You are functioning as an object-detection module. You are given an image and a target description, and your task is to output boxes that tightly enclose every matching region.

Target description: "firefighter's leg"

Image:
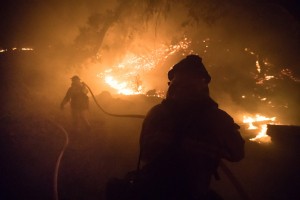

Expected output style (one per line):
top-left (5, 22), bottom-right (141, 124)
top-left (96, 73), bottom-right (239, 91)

top-left (71, 109), bottom-right (80, 131)
top-left (80, 109), bottom-right (91, 131)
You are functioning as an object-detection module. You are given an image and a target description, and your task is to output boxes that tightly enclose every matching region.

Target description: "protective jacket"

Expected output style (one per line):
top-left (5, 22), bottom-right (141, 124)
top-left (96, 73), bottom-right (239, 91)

top-left (61, 82), bottom-right (89, 110)
top-left (139, 97), bottom-right (245, 199)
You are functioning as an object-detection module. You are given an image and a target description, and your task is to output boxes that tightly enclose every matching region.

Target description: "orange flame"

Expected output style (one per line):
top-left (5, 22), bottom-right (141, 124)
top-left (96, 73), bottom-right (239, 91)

top-left (99, 37), bottom-right (192, 95)
top-left (243, 114), bottom-right (276, 143)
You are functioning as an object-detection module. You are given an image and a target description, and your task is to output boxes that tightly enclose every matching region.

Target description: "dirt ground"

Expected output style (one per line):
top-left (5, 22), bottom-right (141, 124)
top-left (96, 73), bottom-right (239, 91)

top-left (1, 99), bottom-right (300, 200)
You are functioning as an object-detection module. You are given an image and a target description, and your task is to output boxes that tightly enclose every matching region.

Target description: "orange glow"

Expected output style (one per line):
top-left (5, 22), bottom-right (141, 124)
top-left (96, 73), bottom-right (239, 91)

top-left (21, 48), bottom-right (34, 51)
top-left (0, 47), bottom-right (34, 52)
top-left (250, 124), bottom-right (270, 143)
top-left (104, 75), bottom-right (142, 95)
top-left (99, 37), bottom-right (191, 95)
top-left (280, 68), bottom-right (300, 82)
top-left (243, 114), bottom-right (276, 143)
top-left (256, 60), bottom-right (261, 73)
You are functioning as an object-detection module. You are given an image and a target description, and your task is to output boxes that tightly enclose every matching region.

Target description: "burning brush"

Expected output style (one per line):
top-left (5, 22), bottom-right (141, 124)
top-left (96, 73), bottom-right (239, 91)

top-left (242, 114), bottom-right (277, 143)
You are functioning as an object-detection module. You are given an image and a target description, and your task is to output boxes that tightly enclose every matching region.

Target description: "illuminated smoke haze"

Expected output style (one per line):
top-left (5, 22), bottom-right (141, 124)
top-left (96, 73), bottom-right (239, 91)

top-left (0, 0), bottom-right (299, 124)
top-left (1, 1), bottom-right (300, 199)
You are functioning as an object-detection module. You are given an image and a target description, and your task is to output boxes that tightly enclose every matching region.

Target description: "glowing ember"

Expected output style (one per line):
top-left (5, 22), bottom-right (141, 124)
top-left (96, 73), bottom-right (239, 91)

top-left (280, 68), bottom-right (300, 82)
top-left (256, 60), bottom-right (261, 73)
top-left (265, 75), bottom-right (274, 80)
top-left (21, 48), bottom-right (34, 51)
top-left (243, 114), bottom-right (276, 143)
top-left (0, 47), bottom-right (34, 53)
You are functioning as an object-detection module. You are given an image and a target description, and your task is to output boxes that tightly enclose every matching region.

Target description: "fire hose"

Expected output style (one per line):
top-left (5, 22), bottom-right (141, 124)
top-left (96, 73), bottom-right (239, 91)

top-left (83, 82), bottom-right (250, 200)
top-left (47, 118), bottom-right (69, 200)
top-left (51, 83), bottom-right (146, 200)
top-left (82, 82), bottom-right (145, 119)
top-left (219, 161), bottom-right (250, 200)
top-left (51, 82), bottom-right (249, 200)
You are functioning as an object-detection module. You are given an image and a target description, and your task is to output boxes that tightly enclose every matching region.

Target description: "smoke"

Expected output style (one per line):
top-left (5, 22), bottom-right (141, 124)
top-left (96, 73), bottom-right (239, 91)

top-left (1, 1), bottom-right (300, 199)
top-left (1, 0), bottom-right (299, 124)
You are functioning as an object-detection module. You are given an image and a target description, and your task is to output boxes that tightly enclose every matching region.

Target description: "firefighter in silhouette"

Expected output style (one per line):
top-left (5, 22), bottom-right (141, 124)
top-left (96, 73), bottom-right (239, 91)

top-left (138, 55), bottom-right (245, 200)
top-left (60, 75), bottom-right (91, 132)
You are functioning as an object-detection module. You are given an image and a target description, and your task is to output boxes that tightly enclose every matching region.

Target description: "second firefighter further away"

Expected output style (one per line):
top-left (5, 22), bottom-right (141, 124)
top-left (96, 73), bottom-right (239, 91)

top-left (60, 75), bottom-right (91, 132)
top-left (138, 55), bottom-right (245, 200)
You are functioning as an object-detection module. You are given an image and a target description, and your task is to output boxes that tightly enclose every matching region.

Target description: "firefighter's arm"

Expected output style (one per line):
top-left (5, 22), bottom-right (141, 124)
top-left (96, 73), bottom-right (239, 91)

top-left (140, 105), bottom-right (171, 163)
top-left (220, 122), bottom-right (245, 162)
top-left (60, 88), bottom-right (71, 110)
top-left (210, 109), bottom-right (245, 162)
top-left (81, 83), bottom-right (89, 94)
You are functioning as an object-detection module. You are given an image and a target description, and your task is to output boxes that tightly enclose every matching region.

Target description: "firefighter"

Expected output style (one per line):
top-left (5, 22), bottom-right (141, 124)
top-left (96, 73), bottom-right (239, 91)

top-left (139, 55), bottom-right (245, 200)
top-left (60, 75), bottom-right (91, 132)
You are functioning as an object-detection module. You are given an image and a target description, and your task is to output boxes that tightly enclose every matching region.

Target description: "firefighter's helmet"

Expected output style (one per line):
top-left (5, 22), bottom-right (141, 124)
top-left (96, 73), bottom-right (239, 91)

top-left (71, 75), bottom-right (80, 81)
top-left (168, 55), bottom-right (211, 84)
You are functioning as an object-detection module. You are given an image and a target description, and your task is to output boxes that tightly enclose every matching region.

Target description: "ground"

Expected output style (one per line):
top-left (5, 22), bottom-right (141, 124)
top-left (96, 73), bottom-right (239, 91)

top-left (1, 95), bottom-right (300, 200)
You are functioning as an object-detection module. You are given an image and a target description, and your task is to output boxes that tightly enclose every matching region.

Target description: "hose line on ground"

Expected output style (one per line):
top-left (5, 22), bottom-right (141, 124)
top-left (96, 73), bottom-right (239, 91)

top-left (51, 82), bottom-right (249, 200)
top-left (50, 83), bottom-right (145, 200)
top-left (47, 118), bottom-right (69, 200)
top-left (84, 82), bottom-right (249, 199)
top-left (83, 82), bottom-right (146, 119)
top-left (219, 161), bottom-right (250, 200)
